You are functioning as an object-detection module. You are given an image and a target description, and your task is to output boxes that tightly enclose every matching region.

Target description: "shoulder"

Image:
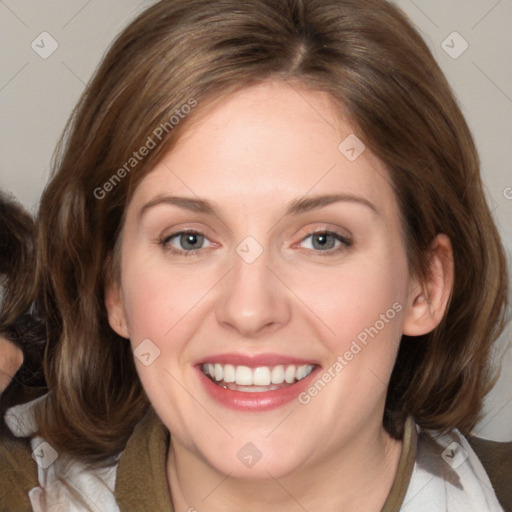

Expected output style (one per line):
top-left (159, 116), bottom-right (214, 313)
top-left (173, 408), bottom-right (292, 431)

top-left (0, 428), bottom-right (38, 512)
top-left (403, 424), bottom-right (508, 511)
top-left (468, 435), bottom-right (512, 512)
top-left (114, 407), bottom-right (172, 511)
top-left (2, 395), bottom-right (121, 511)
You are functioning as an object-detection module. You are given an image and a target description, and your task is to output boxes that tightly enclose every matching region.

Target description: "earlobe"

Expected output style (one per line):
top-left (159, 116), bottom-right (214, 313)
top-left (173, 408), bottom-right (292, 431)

top-left (105, 280), bottom-right (130, 339)
top-left (402, 233), bottom-right (454, 337)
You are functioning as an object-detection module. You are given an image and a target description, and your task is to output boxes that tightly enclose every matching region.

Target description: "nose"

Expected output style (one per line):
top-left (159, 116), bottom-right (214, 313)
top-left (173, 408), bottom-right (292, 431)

top-left (215, 245), bottom-right (292, 339)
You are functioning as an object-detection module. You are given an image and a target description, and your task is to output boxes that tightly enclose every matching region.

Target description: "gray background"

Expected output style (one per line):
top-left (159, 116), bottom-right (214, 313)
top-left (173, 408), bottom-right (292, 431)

top-left (0, 0), bottom-right (511, 440)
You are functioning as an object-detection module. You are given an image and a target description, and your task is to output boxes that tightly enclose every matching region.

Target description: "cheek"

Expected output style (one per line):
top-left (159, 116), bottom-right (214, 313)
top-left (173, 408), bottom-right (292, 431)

top-left (121, 258), bottom-right (197, 340)
top-left (120, 257), bottom-right (222, 371)
top-left (290, 254), bottom-right (407, 416)
top-left (292, 258), bottom-right (407, 421)
top-left (292, 251), bottom-right (407, 354)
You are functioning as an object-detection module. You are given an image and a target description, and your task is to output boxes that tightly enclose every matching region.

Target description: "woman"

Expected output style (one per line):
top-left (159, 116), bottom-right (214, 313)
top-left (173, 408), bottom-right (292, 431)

top-left (1, 0), bottom-right (510, 510)
top-left (0, 193), bottom-right (45, 409)
top-left (0, 336), bottom-right (22, 396)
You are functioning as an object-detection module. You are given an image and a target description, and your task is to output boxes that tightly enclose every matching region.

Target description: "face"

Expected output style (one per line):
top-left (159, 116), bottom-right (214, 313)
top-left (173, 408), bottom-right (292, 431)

top-left (106, 80), bottom-right (427, 479)
top-left (0, 335), bottom-right (23, 393)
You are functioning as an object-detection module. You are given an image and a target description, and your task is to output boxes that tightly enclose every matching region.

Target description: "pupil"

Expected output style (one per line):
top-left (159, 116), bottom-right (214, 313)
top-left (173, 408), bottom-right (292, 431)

top-left (314, 233), bottom-right (333, 250)
top-left (183, 233), bottom-right (201, 249)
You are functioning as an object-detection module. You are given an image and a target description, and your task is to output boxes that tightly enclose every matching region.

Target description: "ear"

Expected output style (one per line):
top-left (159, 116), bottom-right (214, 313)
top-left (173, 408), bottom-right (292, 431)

top-left (105, 279), bottom-right (130, 339)
top-left (402, 233), bottom-right (454, 336)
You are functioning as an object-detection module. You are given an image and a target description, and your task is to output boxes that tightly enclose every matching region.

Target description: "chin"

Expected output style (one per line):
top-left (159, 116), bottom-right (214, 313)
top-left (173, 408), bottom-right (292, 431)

top-left (196, 435), bottom-right (309, 481)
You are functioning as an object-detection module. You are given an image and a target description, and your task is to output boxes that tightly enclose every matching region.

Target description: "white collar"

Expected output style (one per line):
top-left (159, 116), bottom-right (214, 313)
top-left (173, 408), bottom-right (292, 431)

top-left (5, 397), bottom-right (505, 511)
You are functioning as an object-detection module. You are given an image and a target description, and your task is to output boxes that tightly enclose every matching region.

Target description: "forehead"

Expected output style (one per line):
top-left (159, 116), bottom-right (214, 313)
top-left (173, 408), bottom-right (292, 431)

top-left (128, 80), bottom-right (397, 222)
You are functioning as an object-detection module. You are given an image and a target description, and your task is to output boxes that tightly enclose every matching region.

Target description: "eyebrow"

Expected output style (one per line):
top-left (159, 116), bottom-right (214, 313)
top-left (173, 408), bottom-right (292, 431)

top-left (139, 192), bottom-right (379, 220)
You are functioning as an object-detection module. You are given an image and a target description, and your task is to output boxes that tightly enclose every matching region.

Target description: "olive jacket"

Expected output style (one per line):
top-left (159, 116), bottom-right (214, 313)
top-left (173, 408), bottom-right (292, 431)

top-left (1, 399), bottom-right (511, 511)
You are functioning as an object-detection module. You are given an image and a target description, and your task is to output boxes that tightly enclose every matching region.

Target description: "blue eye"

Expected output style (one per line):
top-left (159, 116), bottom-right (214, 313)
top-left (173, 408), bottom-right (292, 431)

top-left (160, 230), bottom-right (212, 256)
top-left (298, 230), bottom-right (352, 255)
top-left (159, 229), bottom-right (351, 257)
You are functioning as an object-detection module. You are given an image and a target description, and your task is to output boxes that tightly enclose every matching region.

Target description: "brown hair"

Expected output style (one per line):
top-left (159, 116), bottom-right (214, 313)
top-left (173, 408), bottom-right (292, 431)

top-left (34, 0), bottom-right (508, 465)
top-left (0, 192), bottom-right (36, 327)
top-left (0, 192), bottom-right (46, 414)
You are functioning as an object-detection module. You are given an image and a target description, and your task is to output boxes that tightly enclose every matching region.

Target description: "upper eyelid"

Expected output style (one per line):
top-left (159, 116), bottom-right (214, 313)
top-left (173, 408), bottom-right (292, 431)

top-left (159, 219), bottom-right (352, 237)
top-left (161, 229), bottom-right (212, 246)
top-left (295, 230), bottom-right (352, 249)
top-left (295, 224), bottom-right (352, 240)
top-left (161, 227), bottom-right (352, 249)
top-left (161, 225), bottom-right (351, 239)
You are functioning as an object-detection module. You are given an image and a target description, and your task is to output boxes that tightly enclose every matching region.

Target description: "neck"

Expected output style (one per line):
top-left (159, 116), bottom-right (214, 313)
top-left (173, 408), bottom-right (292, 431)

top-left (167, 423), bottom-right (403, 512)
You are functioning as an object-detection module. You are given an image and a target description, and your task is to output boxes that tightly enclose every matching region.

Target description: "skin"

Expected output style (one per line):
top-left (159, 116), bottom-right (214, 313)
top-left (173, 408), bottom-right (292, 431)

top-left (106, 80), bottom-right (453, 512)
top-left (0, 335), bottom-right (23, 393)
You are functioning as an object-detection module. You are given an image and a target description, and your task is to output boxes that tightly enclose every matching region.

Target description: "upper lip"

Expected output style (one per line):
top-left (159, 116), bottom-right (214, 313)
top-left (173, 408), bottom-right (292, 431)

top-left (196, 353), bottom-right (319, 368)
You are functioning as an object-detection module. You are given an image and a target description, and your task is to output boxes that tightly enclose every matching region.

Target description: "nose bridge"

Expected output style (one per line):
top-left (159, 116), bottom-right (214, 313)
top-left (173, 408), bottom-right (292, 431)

top-left (215, 236), bottom-right (291, 337)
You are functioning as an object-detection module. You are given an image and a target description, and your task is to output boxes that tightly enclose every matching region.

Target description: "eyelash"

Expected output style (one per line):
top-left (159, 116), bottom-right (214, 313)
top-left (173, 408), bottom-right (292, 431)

top-left (158, 228), bottom-right (352, 258)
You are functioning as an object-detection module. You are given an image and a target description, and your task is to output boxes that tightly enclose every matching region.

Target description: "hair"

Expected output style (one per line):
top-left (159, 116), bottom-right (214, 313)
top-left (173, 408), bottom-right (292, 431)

top-left (0, 192), bottom-right (46, 416)
top-left (0, 192), bottom-right (36, 325)
top-left (33, 0), bottom-right (508, 465)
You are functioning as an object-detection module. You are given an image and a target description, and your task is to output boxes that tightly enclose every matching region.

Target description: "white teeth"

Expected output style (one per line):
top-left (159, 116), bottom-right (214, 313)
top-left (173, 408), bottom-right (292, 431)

top-left (202, 363), bottom-right (315, 387)
top-left (235, 365), bottom-right (253, 385)
top-left (296, 365), bottom-right (308, 380)
top-left (214, 363), bottom-right (223, 381)
top-left (253, 367), bottom-right (271, 386)
top-left (271, 365), bottom-right (285, 384)
top-left (223, 364), bottom-right (235, 383)
top-left (284, 365), bottom-right (296, 384)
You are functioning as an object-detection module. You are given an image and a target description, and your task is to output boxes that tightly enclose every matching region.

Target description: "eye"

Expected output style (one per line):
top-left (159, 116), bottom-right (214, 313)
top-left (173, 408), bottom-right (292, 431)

top-left (158, 228), bottom-right (352, 258)
top-left (298, 230), bottom-right (352, 256)
top-left (159, 230), bottom-right (214, 256)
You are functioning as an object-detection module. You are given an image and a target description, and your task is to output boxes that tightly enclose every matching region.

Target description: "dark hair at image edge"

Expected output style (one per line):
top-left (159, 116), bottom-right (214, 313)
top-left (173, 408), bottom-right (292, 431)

top-left (0, 192), bottom-right (36, 326)
top-left (0, 193), bottom-right (47, 416)
top-left (33, 0), bottom-right (509, 465)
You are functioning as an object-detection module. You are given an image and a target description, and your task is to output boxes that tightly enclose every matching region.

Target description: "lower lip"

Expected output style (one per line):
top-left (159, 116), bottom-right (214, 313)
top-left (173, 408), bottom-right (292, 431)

top-left (197, 366), bottom-right (320, 411)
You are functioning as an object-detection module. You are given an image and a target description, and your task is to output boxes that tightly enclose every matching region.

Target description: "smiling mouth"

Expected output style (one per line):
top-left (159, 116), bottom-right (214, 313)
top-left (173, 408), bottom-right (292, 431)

top-left (201, 363), bottom-right (315, 392)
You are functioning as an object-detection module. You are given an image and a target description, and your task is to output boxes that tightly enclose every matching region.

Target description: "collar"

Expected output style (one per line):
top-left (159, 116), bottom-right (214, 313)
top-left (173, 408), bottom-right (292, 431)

top-left (114, 409), bottom-right (417, 512)
top-left (381, 415), bottom-right (418, 511)
top-left (114, 407), bottom-right (173, 511)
